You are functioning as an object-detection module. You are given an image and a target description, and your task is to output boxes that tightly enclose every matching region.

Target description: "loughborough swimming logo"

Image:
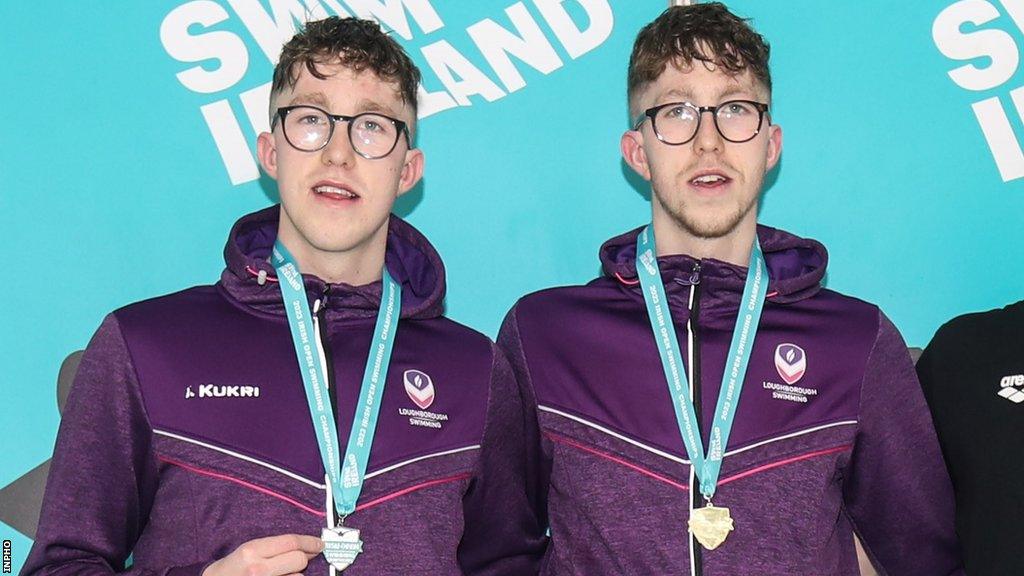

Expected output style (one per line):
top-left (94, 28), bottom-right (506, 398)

top-left (400, 369), bottom-right (448, 429)
top-left (404, 369), bottom-right (436, 409)
top-left (764, 344), bottom-right (817, 404)
top-left (774, 344), bottom-right (807, 384)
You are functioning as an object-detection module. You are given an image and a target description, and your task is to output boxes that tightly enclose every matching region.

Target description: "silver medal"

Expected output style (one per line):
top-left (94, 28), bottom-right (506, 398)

top-left (321, 526), bottom-right (363, 571)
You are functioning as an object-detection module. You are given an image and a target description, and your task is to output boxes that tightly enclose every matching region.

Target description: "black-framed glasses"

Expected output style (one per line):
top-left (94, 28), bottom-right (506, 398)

top-left (633, 100), bottom-right (770, 145)
top-left (273, 105), bottom-right (411, 159)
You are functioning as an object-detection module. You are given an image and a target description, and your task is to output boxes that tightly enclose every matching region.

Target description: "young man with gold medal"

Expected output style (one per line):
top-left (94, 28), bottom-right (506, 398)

top-left (499, 4), bottom-right (965, 574)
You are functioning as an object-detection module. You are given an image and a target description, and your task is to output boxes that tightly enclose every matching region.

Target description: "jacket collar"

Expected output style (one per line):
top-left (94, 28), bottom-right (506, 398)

top-left (600, 223), bottom-right (827, 308)
top-left (219, 206), bottom-right (446, 321)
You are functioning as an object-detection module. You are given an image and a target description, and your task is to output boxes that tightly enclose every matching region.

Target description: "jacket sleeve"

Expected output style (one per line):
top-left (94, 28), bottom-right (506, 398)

top-left (496, 306), bottom-right (550, 538)
top-left (841, 311), bottom-right (964, 576)
top-left (457, 334), bottom-right (547, 576)
top-left (914, 323), bottom-right (955, 467)
top-left (20, 314), bottom-right (208, 576)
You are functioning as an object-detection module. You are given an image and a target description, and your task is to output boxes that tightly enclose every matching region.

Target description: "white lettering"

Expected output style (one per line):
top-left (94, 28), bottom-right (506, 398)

top-left (933, 0), bottom-right (1019, 91)
top-left (164, 0), bottom-right (618, 184)
top-left (193, 383), bottom-right (262, 397)
top-left (421, 40), bottom-right (507, 105)
top-left (342, 454), bottom-right (360, 487)
top-left (763, 381), bottom-right (818, 396)
top-left (345, 0), bottom-right (444, 40)
top-left (161, 1), bottom-right (250, 93)
top-left (467, 2), bottom-right (563, 93)
top-left (1001, 374), bottom-right (1024, 387)
top-left (1001, 0), bottom-right (1024, 35)
top-left (532, 0), bottom-right (613, 59)
top-left (398, 408), bottom-right (449, 420)
top-left (417, 82), bottom-right (459, 118)
top-left (320, 0), bottom-right (354, 18)
top-left (225, 0), bottom-right (329, 64)
top-left (972, 92), bottom-right (1024, 181)
top-left (409, 418), bottom-right (442, 428)
top-left (772, 391), bottom-right (808, 403)
top-left (240, 82), bottom-right (273, 135)
top-left (201, 100), bottom-right (260, 184)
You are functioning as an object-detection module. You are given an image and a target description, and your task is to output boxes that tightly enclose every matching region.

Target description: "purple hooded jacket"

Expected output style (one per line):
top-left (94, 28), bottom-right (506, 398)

top-left (498, 224), bottom-right (964, 575)
top-left (22, 206), bottom-right (545, 576)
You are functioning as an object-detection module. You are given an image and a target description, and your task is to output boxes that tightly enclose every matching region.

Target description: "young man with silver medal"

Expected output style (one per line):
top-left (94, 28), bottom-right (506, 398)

top-left (23, 17), bottom-right (543, 576)
top-left (498, 4), bottom-right (964, 574)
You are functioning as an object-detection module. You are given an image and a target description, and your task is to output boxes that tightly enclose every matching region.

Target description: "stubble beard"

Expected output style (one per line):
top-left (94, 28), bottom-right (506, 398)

top-left (653, 177), bottom-right (762, 241)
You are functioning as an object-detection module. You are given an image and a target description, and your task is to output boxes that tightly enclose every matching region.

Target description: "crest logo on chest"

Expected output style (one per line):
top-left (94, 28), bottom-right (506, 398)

top-left (403, 369), bottom-right (436, 410)
top-left (774, 343), bottom-right (807, 385)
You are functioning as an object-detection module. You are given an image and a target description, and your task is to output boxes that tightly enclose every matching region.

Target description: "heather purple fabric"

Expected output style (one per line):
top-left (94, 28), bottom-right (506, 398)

top-left (22, 206), bottom-right (544, 576)
top-left (499, 224), bottom-right (964, 575)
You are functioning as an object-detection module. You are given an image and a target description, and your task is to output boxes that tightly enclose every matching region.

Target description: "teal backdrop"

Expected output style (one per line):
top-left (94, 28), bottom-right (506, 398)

top-left (3, 1), bottom-right (1023, 571)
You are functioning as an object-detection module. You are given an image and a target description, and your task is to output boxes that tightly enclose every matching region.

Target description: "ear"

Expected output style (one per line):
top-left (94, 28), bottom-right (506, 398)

top-left (257, 131), bottom-right (278, 180)
top-left (621, 129), bottom-right (652, 181)
top-left (397, 148), bottom-right (424, 196)
top-left (765, 123), bottom-right (783, 172)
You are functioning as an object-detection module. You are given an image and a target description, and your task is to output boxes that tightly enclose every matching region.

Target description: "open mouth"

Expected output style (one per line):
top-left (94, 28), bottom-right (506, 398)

top-left (312, 181), bottom-right (360, 202)
top-left (689, 171), bottom-right (732, 190)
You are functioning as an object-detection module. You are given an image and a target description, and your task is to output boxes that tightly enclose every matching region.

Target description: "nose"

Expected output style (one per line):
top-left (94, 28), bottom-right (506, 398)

top-left (692, 110), bottom-right (723, 155)
top-left (321, 122), bottom-right (357, 167)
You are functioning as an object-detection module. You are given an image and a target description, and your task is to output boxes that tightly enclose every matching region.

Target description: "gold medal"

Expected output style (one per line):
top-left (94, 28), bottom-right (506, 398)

top-left (688, 503), bottom-right (734, 550)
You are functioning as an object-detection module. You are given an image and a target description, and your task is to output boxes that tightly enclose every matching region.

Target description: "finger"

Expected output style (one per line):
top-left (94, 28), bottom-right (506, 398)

top-left (263, 550), bottom-right (313, 576)
top-left (292, 535), bottom-right (324, 555)
top-left (244, 534), bottom-right (324, 558)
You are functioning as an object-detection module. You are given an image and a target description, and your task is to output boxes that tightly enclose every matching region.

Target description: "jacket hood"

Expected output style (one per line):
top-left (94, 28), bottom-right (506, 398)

top-left (599, 224), bottom-right (827, 306)
top-left (219, 205), bottom-right (445, 320)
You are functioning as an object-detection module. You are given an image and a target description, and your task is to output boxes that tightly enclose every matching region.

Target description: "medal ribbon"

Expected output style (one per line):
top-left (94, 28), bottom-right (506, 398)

top-left (635, 226), bottom-right (768, 500)
top-left (272, 240), bottom-right (401, 519)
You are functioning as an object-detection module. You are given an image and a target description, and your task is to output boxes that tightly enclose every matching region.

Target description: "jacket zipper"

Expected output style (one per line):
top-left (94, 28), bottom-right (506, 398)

top-left (687, 262), bottom-right (705, 576)
top-left (312, 287), bottom-right (342, 526)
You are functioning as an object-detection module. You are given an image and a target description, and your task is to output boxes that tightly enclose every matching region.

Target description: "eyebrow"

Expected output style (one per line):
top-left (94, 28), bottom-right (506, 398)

top-left (656, 88), bottom-right (693, 103)
top-left (654, 86), bottom-right (759, 105)
top-left (717, 86), bottom-right (757, 100)
top-left (354, 98), bottom-right (400, 118)
top-left (285, 93), bottom-right (401, 118)
top-left (288, 91), bottom-right (330, 108)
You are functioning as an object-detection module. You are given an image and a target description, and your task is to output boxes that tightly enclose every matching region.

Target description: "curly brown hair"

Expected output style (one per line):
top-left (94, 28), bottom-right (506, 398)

top-left (628, 3), bottom-right (771, 112)
top-left (270, 17), bottom-right (421, 121)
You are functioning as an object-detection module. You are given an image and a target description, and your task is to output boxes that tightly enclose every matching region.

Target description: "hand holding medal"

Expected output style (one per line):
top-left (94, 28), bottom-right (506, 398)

top-left (201, 534), bottom-right (324, 576)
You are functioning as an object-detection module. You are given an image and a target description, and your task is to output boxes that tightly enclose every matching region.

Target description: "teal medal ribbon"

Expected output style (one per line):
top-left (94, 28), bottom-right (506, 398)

top-left (635, 225), bottom-right (768, 550)
top-left (272, 240), bottom-right (401, 571)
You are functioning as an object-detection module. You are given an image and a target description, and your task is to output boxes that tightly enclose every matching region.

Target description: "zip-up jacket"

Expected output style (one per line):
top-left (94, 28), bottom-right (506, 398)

top-left (498, 224), bottom-right (964, 575)
top-left (22, 206), bottom-right (545, 576)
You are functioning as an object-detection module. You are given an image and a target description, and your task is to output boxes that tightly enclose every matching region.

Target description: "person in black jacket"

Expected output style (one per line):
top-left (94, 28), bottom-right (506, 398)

top-left (917, 299), bottom-right (1024, 576)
